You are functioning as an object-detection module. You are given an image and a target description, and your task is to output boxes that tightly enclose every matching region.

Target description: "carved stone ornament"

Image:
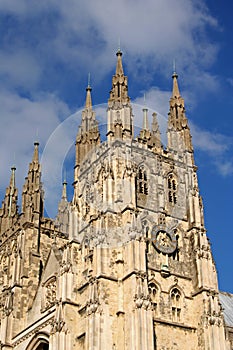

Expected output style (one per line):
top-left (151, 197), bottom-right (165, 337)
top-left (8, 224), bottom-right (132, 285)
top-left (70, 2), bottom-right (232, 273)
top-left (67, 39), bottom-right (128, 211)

top-left (45, 278), bottom-right (57, 309)
top-left (151, 226), bottom-right (177, 254)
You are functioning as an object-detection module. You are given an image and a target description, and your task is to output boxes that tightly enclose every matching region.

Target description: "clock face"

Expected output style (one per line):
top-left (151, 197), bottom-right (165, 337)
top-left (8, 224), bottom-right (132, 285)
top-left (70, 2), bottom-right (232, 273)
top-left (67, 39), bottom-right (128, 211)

top-left (151, 227), bottom-right (177, 254)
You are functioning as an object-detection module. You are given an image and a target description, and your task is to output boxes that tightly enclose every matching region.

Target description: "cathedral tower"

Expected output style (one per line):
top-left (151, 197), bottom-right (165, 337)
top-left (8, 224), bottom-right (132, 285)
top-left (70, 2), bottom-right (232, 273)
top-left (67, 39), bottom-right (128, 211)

top-left (0, 51), bottom-right (232, 350)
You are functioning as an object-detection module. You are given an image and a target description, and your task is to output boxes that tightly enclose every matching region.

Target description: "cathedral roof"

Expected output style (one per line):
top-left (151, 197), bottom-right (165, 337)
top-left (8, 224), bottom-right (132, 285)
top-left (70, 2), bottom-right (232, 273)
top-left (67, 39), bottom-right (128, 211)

top-left (220, 291), bottom-right (233, 327)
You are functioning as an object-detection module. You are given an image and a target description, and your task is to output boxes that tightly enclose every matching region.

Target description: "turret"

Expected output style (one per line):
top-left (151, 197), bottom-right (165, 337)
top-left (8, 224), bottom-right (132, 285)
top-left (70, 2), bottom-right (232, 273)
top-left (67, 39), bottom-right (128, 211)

top-left (107, 50), bottom-right (134, 142)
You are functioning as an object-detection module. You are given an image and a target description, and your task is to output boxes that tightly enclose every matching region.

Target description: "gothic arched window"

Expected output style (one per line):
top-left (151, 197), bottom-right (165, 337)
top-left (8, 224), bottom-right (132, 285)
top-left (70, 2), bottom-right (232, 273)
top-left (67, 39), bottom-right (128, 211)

top-left (148, 282), bottom-right (159, 315)
top-left (136, 166), bottom-right (149, 207)
top-left (171, 288), bottom-right (181, 322)
top-left (167, 174), bottom-right (177, 204)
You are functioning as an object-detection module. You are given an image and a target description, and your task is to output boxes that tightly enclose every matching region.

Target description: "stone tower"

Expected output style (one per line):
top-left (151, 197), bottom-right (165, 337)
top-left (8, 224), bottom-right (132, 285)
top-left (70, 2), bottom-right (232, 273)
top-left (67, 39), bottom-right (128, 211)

top-left (0, 51), bottom-right (232, 350)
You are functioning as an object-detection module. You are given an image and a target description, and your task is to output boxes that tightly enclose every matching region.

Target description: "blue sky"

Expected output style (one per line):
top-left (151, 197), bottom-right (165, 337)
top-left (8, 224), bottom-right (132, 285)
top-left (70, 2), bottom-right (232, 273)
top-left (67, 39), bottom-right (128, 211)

top-left (0, 0), bottom-right (232, 292)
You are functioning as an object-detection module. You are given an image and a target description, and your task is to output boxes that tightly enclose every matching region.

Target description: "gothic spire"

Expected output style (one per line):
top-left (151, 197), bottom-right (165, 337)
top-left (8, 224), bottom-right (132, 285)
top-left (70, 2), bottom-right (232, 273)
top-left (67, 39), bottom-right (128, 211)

top-left (74, 82), bottom-right (100, 187)
top-left (80, 78), bottom-right (97, 133)
top-left (85, 74), bottom-right (92, 109)
top-left (167, 71), bottom-right (193, 154)
top-left (0, 166), bottom-right (18, 239)
top-left (172, 70), bottom-right (180, 99)
top-left (107, 50), bottom-right (133, 142)
top-left (108, 49), bottom-right (130, 105)
top-left (21, 142), bottom-right (44, 222)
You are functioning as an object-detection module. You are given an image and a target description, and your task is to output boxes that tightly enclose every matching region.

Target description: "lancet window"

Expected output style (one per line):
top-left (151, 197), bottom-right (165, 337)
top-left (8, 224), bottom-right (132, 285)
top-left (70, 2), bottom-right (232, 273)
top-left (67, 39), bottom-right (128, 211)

top-left (171, 288), bottom-right (181, 322)
top-left (148, 282), bottom-right (159, 315)
top-left (167, 173), bottom-right (177, 204)
top-left (137, 167), bottom-right (148, 196)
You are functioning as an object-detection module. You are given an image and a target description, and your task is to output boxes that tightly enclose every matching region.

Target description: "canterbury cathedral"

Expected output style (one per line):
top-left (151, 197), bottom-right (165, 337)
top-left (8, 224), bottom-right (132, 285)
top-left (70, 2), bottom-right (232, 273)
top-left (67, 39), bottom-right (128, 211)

top-left (0, 50), bottom-right (232, 350)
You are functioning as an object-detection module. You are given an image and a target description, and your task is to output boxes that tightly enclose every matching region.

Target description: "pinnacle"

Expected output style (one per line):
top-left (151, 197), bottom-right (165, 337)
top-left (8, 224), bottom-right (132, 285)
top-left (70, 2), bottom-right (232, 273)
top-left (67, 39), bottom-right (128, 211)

top-left (62, 179), bottom-right (67, 200)
top-left (85, 73), bottom-right (92, 109)
top-left (116, 49), bottom-right (124, 76)
top-left (85, 84), bottom-right (92, 109)
top-left (142, 107), bottom-right (149, 130)
top-left (172, 71), bottom-right (180, 99)
top-left (32, 141), bottom-right (39, 163)
top-left (9, 165), bottom-right (16, 189)
top-left (151, 112), bottom-right (159, 133)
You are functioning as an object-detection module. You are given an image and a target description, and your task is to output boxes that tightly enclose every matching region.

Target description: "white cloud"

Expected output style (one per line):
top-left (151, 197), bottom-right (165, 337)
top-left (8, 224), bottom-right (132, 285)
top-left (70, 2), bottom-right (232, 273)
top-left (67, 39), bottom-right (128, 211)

top-left (0, 89), bottom-right (70, 212)
top-left (0, 51), bottom-right (42, 89)
top-left (190, 122), bottom-right (231, 154)
top-left (189, 122), bottom-right (233, 176)
top-left (0, 0), bottom-right (220, 93)
top-left (216, 161), bottom-right (233, 177)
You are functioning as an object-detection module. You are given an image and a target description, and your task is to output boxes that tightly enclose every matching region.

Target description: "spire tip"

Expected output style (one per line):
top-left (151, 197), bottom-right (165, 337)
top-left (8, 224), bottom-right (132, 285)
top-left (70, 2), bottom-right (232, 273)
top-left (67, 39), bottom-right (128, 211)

top-left (117, 38), bottom-right (122, 55)
top-left (87, 72), bottom-right (91, 89)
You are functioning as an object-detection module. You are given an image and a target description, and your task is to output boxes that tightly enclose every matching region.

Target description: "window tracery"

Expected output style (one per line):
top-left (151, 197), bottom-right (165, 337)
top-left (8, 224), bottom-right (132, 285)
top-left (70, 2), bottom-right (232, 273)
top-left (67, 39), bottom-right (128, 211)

top-left (167, 174), bottom-right (177, 204)
top-left (171, 288), bottom-right (181, 322)
top-left (44, 277), bottom-right (56, 310)
top-left (148, 282), bottom-right (159, 315)
top-left (137, 167), bottom-right (148, 195)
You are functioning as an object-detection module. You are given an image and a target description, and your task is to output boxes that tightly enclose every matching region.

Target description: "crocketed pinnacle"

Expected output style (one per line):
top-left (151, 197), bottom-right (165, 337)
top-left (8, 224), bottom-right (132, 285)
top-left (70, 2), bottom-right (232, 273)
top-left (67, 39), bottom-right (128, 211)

top-left (167, 71), bottom-right (193, 153)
